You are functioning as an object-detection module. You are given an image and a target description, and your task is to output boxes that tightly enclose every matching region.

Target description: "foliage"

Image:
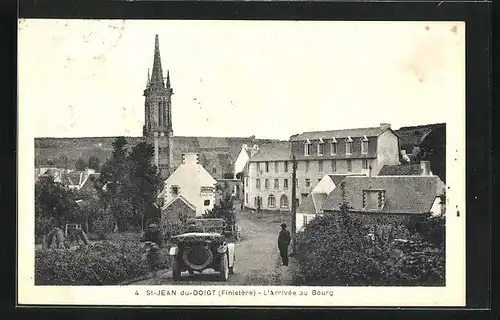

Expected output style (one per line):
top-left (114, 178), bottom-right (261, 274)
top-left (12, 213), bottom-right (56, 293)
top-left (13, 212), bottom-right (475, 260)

top-left (203, 193), bottom-right (236, 226)
top-left (235, 172), bottom-right (244, 180)
top-left (407, 213), bottom-right (445, 249)
top-left (223, 172), bottom-right (234, 179)
top-left (75, 158), bottom-right (87, 171)
top-left (35, 176), bottom-right (78, 238)
top-left (295, 181), bottom-right (445, 286)
top-left (35, 241), bottom-right (170, 285)
top-left (88, 155), bottom-right (101, 171)
top-left (97, 138), bottom-right (163, 232)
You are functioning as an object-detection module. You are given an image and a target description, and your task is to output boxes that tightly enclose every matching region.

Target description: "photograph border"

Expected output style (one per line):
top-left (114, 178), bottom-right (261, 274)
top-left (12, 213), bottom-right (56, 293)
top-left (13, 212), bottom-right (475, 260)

top-left (12, 0), bottom-right (492, 312)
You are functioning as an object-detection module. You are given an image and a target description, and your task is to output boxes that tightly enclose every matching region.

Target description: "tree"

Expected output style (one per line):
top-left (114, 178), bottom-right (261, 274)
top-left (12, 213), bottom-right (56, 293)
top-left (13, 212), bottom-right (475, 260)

top-left (75, 158), bottom-right (87, 171)
top-left (88, 155), bottom-right (101, 171)
top-left (35, 175), bottom-right (77, 238)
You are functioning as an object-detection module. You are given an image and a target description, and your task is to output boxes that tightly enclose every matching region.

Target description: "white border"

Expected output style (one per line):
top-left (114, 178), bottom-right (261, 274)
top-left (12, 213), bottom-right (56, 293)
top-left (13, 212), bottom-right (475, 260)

top-left (17, 20), bottom-right (466, 307)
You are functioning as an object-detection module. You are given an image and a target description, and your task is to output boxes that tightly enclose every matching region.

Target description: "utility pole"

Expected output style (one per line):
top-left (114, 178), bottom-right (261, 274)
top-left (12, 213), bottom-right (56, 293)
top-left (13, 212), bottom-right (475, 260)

top-left (291, 154), bottom-right (297, 254)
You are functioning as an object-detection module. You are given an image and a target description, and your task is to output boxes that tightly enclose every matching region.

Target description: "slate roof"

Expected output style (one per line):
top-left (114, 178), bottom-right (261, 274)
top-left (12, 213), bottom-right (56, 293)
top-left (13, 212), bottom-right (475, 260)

top-left (378, 164), bottom-right (423, 176)
top-left (290, 126), bottom-right (389, 141)
top-left (247, 141), bottom-right (292, 162)
top-left (328, 174), bottom-right (366, 186)
top-left (322, 175), bottom-right (446, 215)
top-left (298, 193), bottom-right (328, 214)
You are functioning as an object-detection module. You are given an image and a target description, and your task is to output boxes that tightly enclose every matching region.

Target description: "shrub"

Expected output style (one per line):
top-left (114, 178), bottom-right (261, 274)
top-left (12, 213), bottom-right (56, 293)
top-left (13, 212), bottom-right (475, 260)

top-left (35, 240), bottom-right (170, 285)
top-left (295, 212), bottom-right (445, 286)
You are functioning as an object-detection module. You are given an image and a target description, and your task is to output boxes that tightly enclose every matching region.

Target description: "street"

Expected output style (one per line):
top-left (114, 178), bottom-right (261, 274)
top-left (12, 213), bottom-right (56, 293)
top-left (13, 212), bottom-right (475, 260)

top-left (128, 204), bottom-right (298, 285)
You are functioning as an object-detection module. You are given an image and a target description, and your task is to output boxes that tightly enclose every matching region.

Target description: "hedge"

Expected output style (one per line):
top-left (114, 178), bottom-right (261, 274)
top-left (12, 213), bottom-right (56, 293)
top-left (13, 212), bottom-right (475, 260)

top-left (295, 213), bottom-right (445, 286)
top-left (35, 241), bottom-right (171, 285)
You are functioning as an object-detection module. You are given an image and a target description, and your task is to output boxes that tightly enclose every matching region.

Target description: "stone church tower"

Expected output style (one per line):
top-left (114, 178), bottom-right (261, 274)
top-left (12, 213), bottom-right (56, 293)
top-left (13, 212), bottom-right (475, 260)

top-left (143, 34), bottom-right (174, 179)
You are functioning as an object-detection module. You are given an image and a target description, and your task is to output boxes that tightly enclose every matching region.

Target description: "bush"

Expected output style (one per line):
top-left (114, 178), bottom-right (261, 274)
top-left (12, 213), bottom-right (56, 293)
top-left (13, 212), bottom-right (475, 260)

top-left (35, 240), bottom-right (170, 285)
top-left (295, 212), bottom-right (445, 286)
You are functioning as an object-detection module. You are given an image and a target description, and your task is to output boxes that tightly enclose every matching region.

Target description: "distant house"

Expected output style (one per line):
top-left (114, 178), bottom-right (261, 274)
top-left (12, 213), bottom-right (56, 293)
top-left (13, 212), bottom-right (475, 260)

top-left (296, 173), bottom-right (366, 232)
top-left (396, 123), bottom-right (446, 183)
top-left (234, 144), bottom-right (260, 177)
top-left (321, 174), bottom-right (446, 225)
top-left (157, 153), bottom-right (217, 217)
top-left (290, 123), bottom-right (400, 206)
top-left (244, 141), bottom-right (292, 211)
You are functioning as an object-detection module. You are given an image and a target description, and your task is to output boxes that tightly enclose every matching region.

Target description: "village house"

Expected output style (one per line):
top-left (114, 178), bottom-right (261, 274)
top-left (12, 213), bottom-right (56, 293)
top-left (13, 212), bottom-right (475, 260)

top-left (290, 123), bottom-right (400, 205)
top-left (321, 172), bottom-right (446, 228)
top-left (157, 153), bottom-right (217, 217)
top-left (296, 173), bottom-right (366, 231)
top-left (243, 142), bottom-right (293, 211)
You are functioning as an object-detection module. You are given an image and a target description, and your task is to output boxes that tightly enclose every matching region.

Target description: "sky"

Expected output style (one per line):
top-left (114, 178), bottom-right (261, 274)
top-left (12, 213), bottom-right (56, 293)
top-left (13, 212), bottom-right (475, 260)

top-left (18, 19), bottom-right (465, 140)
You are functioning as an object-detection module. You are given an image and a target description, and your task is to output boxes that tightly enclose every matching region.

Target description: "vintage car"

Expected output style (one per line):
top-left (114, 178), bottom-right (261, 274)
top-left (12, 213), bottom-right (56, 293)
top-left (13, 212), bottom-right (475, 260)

top-left (168, 218), bottom-right (235, 281)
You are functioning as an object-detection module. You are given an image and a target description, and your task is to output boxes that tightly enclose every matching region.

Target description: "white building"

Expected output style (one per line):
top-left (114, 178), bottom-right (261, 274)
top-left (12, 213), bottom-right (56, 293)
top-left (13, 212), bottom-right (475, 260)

top-left (157, 153), bottom-right (217, 216)
top-left (296, 173), bottom-right (365, 232)
top-left (234, 144), bottom-right (260, 177)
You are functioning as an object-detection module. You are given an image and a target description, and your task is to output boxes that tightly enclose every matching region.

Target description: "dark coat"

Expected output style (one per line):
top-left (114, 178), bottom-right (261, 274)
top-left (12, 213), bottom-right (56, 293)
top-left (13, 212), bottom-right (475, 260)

top-left (141, 229), bottom-right (162, 247)
top-left (278, 229), bottom-right (291, 248)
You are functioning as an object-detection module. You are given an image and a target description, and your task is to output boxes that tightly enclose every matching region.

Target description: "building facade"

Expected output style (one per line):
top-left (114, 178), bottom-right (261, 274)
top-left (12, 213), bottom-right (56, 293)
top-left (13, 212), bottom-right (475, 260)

top-left (143, 34), bottom-right (174, 180)
top-left (243, 142), bottom-right (293, 211)
top-left (290, 123), bottom-right (400, 205)
top-left (157, 153), bottom-right (217, 216)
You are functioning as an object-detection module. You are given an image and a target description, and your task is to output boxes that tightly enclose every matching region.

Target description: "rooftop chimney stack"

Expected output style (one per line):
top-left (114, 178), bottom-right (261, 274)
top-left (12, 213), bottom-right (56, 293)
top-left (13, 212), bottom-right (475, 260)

top-left (420, 161), bottom-right (431, 176)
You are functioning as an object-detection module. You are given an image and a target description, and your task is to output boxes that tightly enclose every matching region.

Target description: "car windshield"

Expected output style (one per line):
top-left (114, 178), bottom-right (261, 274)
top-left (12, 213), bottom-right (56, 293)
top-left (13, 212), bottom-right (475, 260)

top-left (195, 219), bottom-right (225, 234)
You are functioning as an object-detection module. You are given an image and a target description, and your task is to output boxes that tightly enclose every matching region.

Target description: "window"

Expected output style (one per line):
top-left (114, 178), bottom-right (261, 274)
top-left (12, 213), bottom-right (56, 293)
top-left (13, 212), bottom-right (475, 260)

top-left (268, 194), bottom-right (276, 208)
top-left (305, 179), bottom-right (311, 188)
top-left (275, 161), bottom-right (279, 173)
top-left (317, 139), bottom-right (324, 155)
top-left (245, 177), bottom-right (248, 187)
top-left (318, 160), bottom-right (323, 172)
top-left (265, 162), bottom-right (269, 172)
top-left (280, 195), bottom-right (289, 208)
top-left (362, 159), bottom-right (369, 170)
top-left (303, 215), bottom-right (309, 227)
top-left (274, 178), bottom-right (279, 189)
top-left (265, 179), bottom-right (269, 189)
top-left (204, 200), bottom-right (210, 206)
top-left (346, 142), bottom-right (352, 155)
top-left (331, 160), bottom-right (337, 172)
top-left (363, 190), bottom-right (386, 211)
top-left (347, 159), bottom-right (352, 172)
top-left (212, 167), bottom-right (217, 174)
top-left (245, 193), bottom-right (248, 204)
top-left (256, 179), bottom-right (261, 189)
top-left (330, 139), bottom-right (338, 155)
top-left (304, 140), bottom-right (312, 156)
top-left (305, 160), bottom-right (310, 172)
top-left (284, 161), bottom-right (288, 172)
top-left (284, 179), bottom-right (289, 190)
top-left (361, 136), bottom-right (369, 154)
top-left (171, 185), bottom-right (179, 196)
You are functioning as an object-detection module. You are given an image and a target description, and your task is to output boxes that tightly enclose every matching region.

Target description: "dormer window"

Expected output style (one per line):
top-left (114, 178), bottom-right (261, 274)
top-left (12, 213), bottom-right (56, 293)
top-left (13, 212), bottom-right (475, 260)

top-left (361, 136), bottom-right (369, 154)
top-left (330, 138), bottom-right (337, 155)
top-left (317, 138), bottom-right (324, 156)
top-left (362, 190), bottom-right (386, 211)
top-left (346, 137), bottom-right (353, 155)
top-left (304, 139), bottom-right (312, 156)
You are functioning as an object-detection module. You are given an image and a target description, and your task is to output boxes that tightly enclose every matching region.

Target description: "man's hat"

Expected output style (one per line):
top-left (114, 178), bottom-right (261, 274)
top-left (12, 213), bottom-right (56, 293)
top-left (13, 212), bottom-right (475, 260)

top-left (149, 223), bottom-right (158, 228)
top-left (280, 223), bottom-right (287, 228)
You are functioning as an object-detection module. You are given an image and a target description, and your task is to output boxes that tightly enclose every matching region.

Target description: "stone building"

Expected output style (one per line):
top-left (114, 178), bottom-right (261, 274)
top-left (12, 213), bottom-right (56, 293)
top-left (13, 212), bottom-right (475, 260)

top-left (290, 123), bottom-right (400, 205)
top-left (143, 34), bottom-right (174, 180)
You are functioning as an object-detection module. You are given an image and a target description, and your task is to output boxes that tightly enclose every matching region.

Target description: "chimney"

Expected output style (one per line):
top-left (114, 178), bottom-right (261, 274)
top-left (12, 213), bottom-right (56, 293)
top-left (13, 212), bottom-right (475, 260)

top-left (380, 123), bottom-right (391, 130)
top-left (420, 161), bottom-right (431, 176)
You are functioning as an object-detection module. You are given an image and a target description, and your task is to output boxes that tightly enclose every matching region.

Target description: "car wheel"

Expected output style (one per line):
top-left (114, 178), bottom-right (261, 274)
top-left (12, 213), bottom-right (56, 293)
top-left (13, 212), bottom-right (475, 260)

top-left (172, 257), bottom-right (181, 281)
top-left (219, 253), bottom-right (229, 281)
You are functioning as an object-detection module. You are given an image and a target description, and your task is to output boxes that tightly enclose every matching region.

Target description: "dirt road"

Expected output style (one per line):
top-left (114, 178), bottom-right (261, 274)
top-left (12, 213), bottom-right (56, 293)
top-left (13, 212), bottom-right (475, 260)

top-left (128, 206), bottom-right (298, 286)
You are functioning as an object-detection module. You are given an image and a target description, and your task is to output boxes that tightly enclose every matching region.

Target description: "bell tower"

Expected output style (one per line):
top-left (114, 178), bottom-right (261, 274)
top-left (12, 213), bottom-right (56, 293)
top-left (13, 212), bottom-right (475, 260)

top-left (143, 34), bottom-right (174, 179)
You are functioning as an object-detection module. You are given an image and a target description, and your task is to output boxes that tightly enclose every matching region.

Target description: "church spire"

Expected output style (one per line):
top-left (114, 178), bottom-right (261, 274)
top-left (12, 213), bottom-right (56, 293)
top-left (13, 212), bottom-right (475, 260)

top-left (150, 34), bottom-right (164, 88)
top-left (146, 68), bottom-right (150, 87)
top-left (166, 69), bottom-right (170, 88)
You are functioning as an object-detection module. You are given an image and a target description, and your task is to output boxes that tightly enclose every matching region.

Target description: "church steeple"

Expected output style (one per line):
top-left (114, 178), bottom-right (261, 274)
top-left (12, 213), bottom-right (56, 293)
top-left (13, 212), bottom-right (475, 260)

top-left (150, 34), bottom-right (164, 89)
top-left (146, 68), bottom-right (151, 88)
top-left (166, 69), bottom-right (171, 88)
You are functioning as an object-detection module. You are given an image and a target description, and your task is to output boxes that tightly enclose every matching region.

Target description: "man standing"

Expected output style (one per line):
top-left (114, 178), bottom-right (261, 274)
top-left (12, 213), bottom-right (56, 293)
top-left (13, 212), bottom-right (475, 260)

top-left (278, 223), bottom-right (291, 266)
